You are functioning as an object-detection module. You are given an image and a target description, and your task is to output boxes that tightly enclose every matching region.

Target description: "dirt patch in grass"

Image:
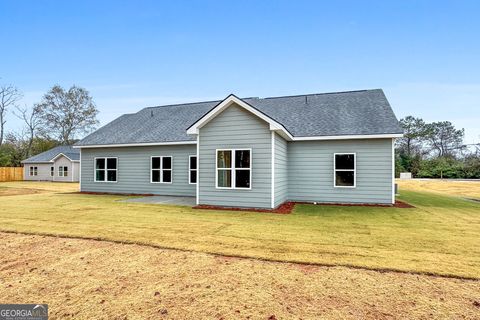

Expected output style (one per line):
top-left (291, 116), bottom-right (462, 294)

top-left (0, 187), bottom-right (44, 196)
top-left (0, 232), bottom-right (479, 319)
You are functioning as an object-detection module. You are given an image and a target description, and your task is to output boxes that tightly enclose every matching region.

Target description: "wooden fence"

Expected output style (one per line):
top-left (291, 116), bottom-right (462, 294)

top-left (0, 167), bottom-right (23, 182)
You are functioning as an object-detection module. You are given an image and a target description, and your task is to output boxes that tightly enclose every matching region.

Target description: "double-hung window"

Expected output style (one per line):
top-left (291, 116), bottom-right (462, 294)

top-left (95, 157), bottom-right (117, 182)
top-left (151, 156), bottom-right (172, 183)
top-left (189, 155), bottom-right (197, 184)
top-left (29, 166), bottom-right (38, 176)
top-left (58, 166), bottom-right (68, 177)
top-left (334, 153), bottom-right (356, 187)
top-left (50, 166), bottom-right (54, 177)
top-left (216, 149), bottom-right (251, 189)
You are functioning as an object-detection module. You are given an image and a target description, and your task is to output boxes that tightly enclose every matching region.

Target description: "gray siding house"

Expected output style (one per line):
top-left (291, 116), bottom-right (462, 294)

top-left (75, 89), bottom-right (403, 208)
top-left (22, 146), bottom-right (80, 182)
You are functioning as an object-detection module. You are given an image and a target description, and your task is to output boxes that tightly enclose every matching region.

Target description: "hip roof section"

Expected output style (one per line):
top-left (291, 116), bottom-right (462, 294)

top-left (75, 89), bottom-right (403, 147)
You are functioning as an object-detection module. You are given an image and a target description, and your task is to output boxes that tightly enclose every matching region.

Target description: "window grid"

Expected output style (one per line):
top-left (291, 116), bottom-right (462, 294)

top-left (94, 157), bottom-right (118, 182)
top-left (216, 149), bottom-right (251, 190)
top-left (151, 156), bottom-right (173, 184)
top-left (29, 166), bottom-right (38, 176)
top-left (189, 155), bottom-right (197, 184)
top-left (58, 166), bottom-right (68, 177)
top-left (333, 153), bottom-right (356, 188)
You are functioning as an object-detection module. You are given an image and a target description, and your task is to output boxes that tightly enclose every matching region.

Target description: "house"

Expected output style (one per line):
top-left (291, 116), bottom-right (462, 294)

top-left (75, 89), bottom-right (403, 208)
top-left (21, 146), bottom-right (80, 182)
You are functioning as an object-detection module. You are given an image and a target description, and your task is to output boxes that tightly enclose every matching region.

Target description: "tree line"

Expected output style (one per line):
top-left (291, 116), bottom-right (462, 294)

top-left (0, 81), bottom-right (99, 166)
top-left (1, 79), bottom-right (479, 179)
top-left (396, 116), bottom-right (480, 178)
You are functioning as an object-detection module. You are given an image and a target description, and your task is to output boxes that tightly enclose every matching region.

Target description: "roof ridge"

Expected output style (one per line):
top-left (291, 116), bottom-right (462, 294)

top-left (262, 89), bottom-right (380, 100)
top-left (142, 99), bottom-right (222, 110)
top-left (137, 89), bottom-right (382, 110)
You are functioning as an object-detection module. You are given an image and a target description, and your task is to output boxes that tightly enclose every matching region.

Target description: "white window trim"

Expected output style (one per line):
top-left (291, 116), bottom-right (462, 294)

top-left (215, 148), bottom-right (252, 190)
top-left (189, 155), bottom-right (197, 184)
top-left (58, 166), bottom-right (68, 177)
top-left (150, 156), bottom-right (173, 184)
top-left (94, 157), bottom-right (118, 183)
top-left (50, 166), bottom-right (54, 177)
top-left (333, 153), bottom-right (356, 188)
top-left (29, 166), bottom-right (38, 176)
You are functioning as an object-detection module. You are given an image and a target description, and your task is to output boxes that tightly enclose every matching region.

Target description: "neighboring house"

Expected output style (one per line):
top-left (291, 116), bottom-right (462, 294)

top-left (75, 89), bottom-right (403, 208)
top-left (21, 146), bottom-right (80, 182)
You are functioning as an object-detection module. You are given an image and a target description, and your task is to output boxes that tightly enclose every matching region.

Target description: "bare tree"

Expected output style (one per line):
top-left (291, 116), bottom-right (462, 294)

top-left (35, 85), bottom-right (99, 144)
top-left (426, 121), bottom-right (465, 157)
top-left (0, 84), bottom-right (23, 146)
top-left (14, 104), bottom-right (41, 158)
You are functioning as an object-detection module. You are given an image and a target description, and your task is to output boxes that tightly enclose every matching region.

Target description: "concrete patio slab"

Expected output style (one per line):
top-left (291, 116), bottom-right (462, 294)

top-left (120, 195), bottom-right (196, 206)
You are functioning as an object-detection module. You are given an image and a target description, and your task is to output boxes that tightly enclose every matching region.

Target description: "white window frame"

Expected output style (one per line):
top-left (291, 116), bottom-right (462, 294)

top-left (94, 157), bottom-right (118, 183)
top-left (29, 166), bottom-right (38, 176)
top-left (50, 166), bottom-right (54, 177)
top-left (333, 153), bottom-right (356, 188)
top-left (189, 155), bottom-right (197, 184)
top-left (150, 156), bottom-right (173, 184)
top-left (58, 166), bottom-right (68, 177)
top-left (215, 148), bottom-right (252, 190)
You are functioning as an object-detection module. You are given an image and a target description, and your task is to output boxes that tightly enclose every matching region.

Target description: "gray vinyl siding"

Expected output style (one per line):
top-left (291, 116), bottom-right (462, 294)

top-left (198, 104), bottom-right (272, 208)
top-left (53, 155), bottom-right (76, 182)
top-left (288, 139), bottom-right (393, 204)
top-left (80, 145), bottom-right (196, 196)
top-left (23, 163), bottom-right (53, 181)
top-left (274, 132), bottom-right (288, 207)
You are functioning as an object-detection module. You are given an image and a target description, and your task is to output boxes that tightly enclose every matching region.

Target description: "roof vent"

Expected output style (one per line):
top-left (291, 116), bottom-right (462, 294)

top-left (305, 96), bottom-right (308, 104)
top-left (151, 110), bottom-right (154, 117)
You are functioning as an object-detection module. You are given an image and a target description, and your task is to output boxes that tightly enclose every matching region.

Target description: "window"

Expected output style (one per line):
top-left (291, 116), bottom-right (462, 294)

top-left (95, 157), bottom-right (117, 182)
top-left (216, 149), bottom-right (251, 189)
top-left (151, 156), bottom-right (172, 183)
top-left (50, 166), bottom-right (54, 177)
top-left (29, 166), bottom-right (38, 176)
top-left (334, 153), bottom-right (356, 187)
top-left (189, 155), bottom-right (197, 184)
top-left (58, 166), bottom-right (68, 177)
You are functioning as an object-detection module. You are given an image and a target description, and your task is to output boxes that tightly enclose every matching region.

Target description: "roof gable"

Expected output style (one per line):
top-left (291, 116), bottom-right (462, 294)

top-left (21, 146), bottom-right (80, 163)
top-left (186, 94), bottom-right (293, 139)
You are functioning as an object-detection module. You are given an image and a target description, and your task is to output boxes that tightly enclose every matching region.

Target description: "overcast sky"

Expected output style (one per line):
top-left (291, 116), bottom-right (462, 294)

top-left (1, 0), bottom-right (479, 143)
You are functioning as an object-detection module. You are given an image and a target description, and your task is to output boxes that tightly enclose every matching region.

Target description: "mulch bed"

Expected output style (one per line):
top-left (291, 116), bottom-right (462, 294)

top-left (194, 201), bottom-right (295, 214)
top-left (77, 191), bottom-right (415, 211)
top-left (193, 200), bottom-right (415, 214)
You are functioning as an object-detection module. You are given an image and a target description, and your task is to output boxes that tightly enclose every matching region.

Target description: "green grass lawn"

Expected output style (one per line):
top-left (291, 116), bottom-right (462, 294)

top-left (0, 181), bottom-right (479, 279)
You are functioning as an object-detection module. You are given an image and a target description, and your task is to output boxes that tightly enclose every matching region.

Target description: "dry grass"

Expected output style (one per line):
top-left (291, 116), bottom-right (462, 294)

top-left (0, 181), bottom-right (79, 192)
top-left (1, 232), bottom-right (479, 320)
top-left (0, 181), bottom-right (76, 196)
top-left (0, 181), bottom-right (479, 279)
top-left (397, 178), bottom-right (480, 199)
top-left (0, 187), bottom-right (43, 196)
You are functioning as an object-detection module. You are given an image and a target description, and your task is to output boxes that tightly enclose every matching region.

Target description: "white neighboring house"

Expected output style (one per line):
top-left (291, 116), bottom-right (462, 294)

top-left (21, 146), bottom-right (80, 182)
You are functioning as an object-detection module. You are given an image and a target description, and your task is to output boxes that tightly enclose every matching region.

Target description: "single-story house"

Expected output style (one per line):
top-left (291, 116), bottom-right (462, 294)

top-left (75, 89), bottom-right (403, 208)
top-left (21, 146), bottom-right (80, 182)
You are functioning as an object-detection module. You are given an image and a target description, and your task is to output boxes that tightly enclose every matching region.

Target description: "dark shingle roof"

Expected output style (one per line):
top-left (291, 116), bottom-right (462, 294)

top-left (21, 146), bottom-right (80, 163)
top-left (76, 89), bottom-right (402, 146)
